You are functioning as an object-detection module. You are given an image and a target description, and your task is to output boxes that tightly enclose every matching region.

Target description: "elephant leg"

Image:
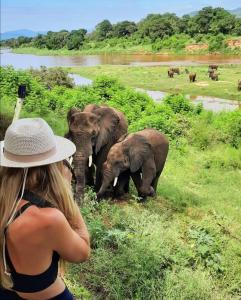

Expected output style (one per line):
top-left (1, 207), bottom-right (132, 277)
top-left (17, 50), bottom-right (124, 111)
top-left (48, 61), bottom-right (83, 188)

top-left (86, 164), bottom-right (95, 187)
top-left (141, 175), bottom-right (155, 197)
top-left (138, 158), bottom-right (156, 198)
top-left (131, 171), bottom-right (149, 201)
top-left (131, 171), bottom-right (142, 194)
top-left (151, 171), bottom-right (161, 193)
top-left (114, 170), bottom-right (130, 198)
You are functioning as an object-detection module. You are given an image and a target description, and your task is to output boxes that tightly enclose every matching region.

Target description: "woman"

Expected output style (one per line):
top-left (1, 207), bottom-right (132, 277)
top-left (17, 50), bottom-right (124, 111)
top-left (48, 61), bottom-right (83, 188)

top-left (0, 118), bottom-right (90, 300)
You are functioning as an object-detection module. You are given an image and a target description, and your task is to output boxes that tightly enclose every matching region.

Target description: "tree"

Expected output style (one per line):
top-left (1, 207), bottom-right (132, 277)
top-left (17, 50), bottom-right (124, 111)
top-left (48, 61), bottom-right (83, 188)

top-left (112, 21), bottom-right (137, 37)
top-left (193, 6), bottom-right (235, 35)
top-left (33, 34), bottom-right (46, 48)
top-left (95, 19), bottom-right (113, 40)
top-left (45, 30), bottom-right (69, 49)
top-left (66, 29), bottom-right (87, 50)
top-left (233, 18), bottom-right (241, 35)
top-left (210, 8), bottom-right (236, 34)
top-left (138, 13), bottom-right (180, 42)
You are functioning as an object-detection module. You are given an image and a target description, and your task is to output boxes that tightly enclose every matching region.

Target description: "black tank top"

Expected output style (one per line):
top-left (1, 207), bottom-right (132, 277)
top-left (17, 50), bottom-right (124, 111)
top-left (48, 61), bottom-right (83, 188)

top-left (5, 190), bottom-right (60, 293)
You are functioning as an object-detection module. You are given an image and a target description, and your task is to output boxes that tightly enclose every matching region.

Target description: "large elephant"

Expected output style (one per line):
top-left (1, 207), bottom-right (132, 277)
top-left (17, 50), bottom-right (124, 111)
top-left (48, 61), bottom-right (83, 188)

top-left (66, 104), bottom-right (128, 202)
top-left (97, 129), bottom-right (169, 200)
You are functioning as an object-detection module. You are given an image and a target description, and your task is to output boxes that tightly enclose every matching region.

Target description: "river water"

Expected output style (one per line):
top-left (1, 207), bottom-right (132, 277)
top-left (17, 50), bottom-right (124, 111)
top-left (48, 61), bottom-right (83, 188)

top-left (1, 48), bottom-right (240, 112)
top-left (1, 48), bottom-right (241, 68)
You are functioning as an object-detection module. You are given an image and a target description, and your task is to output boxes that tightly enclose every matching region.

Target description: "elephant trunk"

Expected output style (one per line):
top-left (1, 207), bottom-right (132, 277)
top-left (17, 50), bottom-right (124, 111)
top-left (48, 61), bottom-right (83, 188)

top-left (73, 153), bottom-right (87, 203)
top-left (97, 166), bottom-right (115, 199)
top-left (71, 132), bottom-right (93, 203)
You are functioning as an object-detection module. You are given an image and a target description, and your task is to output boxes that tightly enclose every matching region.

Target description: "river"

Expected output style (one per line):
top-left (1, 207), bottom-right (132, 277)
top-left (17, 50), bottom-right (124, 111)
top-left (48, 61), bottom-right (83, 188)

top-left (1, 48), bottom-right (241, 68)
top-left (1, 48), bottom-right (240, 112)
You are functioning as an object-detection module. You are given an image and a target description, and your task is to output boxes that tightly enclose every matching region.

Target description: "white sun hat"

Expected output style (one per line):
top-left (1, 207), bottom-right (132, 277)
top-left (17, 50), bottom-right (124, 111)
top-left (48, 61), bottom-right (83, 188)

top-left (0, 118), bottom-right (76, 168)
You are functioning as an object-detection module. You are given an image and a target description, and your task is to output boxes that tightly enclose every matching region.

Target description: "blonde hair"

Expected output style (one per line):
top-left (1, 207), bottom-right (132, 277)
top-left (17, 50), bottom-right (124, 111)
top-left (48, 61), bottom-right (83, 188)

top-left (0, 162), bottom-right (79, 289)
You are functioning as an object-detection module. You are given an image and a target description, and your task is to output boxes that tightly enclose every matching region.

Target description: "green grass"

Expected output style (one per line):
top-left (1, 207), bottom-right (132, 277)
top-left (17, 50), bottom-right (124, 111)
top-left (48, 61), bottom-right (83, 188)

top-left (70, 65), bottom-right (241, 101)
top-left (1, 69), bottom-right (240, 299)
top-left (12, 45), bottom-right (156, 55)
top-left (66, 144), bottom-right (241, 299)
top-left (11, 43), bottom-right (241, 56)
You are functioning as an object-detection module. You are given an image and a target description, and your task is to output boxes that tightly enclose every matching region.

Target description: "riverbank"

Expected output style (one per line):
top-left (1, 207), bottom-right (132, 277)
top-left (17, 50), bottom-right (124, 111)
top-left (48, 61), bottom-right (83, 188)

top-left (12, 46), bottom-right (241, 56)
top-left (69, 65), bottom-right (241, 101)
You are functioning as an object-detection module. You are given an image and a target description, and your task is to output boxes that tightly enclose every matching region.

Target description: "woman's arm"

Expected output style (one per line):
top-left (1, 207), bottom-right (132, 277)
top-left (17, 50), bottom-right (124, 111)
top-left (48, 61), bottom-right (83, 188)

top-left (46, 208), bottom-right (90, 263)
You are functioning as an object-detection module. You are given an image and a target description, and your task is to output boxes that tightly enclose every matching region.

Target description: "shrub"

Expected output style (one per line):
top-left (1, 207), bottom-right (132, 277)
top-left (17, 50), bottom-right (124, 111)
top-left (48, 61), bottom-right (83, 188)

top-left (163, 94), bottom-right (196, 114)
top-left (29, 66), bottom-right (74, 89)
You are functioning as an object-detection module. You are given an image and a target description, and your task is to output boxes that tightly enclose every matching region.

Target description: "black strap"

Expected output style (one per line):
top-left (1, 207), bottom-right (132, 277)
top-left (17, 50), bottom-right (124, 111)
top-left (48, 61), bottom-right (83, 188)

top-left (13, 202), bottom-right (33, 220)
top-left (21, 190), bottom-right (54, 208)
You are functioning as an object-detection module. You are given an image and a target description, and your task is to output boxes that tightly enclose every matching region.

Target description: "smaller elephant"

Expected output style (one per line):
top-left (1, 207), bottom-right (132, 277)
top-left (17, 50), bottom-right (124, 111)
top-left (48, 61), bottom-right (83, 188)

top-left (238, 79), bottom-right (241, 91)
top-left (168, 70), bottom-right (174, 78)
top-left (210, 72), bottom-right (218, 81)
top-left (189, 73), bottom-right (196, 82)
top-left (97, 129), bottom-right (169, 200)
top-left (170, 67), bottom-right (180, 75)
top-left (209, 64), bottom-right (218, 70)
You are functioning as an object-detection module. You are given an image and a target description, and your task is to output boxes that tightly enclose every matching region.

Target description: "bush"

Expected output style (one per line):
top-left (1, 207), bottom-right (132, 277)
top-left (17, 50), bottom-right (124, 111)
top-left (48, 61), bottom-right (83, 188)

top-left (29, 66), bottom-right (74, 89)
top-left (163, 94), bottom-right (196, 114)
top-left (208, 34), bottom-right (226, 52)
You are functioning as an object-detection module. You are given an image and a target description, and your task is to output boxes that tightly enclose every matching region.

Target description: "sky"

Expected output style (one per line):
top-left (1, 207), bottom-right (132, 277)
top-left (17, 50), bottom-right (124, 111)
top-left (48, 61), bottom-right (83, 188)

top-left (1, 0), bottom-right (240, 33)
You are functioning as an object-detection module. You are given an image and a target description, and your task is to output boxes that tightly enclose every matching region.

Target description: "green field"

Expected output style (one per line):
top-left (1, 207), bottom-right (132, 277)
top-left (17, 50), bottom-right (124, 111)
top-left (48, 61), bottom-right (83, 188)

top-left (12, 45), bottom-right (156, 55)
top-left (70, 64), bottom-right (241, 101)
top-left (1, 66), bottom-right (241, 299)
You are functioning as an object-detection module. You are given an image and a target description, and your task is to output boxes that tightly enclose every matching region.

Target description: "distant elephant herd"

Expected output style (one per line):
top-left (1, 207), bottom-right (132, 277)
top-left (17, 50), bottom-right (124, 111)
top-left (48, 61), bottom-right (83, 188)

top-left (65, 104), bottom-right (169, 204)
top-left (168, 65), bottom-right (241, 89)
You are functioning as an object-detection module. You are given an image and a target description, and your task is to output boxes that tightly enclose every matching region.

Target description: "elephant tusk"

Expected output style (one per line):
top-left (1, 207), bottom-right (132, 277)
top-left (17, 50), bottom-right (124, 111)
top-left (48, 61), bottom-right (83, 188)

top-left (88, 155), bottom-right (92, 167)
top-left (140, 173), bottom-right (142, 179)
top-left (69, 156), bottom-right (73, 166)
top-left (113, 177), bottom-right (118, 187)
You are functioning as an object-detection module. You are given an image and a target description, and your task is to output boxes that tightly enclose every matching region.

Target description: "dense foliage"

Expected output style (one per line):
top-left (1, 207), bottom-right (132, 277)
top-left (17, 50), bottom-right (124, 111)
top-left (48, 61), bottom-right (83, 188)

top-left (1, 66), bottom-right (241, 299)
top-left (1, 7), bottom-right (241, 53)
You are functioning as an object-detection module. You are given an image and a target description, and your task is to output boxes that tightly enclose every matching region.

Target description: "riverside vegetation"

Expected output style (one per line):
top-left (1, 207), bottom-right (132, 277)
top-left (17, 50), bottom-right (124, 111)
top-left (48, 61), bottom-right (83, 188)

top-left (69, 64), bottom-right (241, 101)
top-left (1, 7), bottom-right (241, 55)
top-left (0, 66), bottom-right (241, 299)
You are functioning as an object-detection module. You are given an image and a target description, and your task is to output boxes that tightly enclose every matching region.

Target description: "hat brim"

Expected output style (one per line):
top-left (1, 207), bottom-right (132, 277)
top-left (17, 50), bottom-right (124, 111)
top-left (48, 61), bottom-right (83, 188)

top-left (0, 136), bottom-right (76, 168)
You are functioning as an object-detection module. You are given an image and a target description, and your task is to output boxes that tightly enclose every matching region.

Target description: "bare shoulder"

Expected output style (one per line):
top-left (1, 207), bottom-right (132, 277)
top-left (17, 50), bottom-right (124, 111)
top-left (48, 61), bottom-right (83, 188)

top-left (15, 205), bottom-right (66, 235)
top-left (29, 206), bottom-right (67, 230)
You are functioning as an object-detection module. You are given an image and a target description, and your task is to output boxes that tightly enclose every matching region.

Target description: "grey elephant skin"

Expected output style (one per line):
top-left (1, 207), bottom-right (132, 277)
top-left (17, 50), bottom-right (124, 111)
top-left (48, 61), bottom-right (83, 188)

top-left (65, 104), bottom-right (128, 202)
top-left (97, 128), bottom-right (169, 200)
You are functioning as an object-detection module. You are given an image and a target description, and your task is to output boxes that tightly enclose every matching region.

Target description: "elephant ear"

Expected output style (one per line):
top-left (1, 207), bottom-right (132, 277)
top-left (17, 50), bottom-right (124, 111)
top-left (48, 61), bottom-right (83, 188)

top-left (124, 134), bottom-right (152, 173)
top-left (67, 107), bottom-right (81, 126)
top-left (95, 107), bottom-right (120, 154)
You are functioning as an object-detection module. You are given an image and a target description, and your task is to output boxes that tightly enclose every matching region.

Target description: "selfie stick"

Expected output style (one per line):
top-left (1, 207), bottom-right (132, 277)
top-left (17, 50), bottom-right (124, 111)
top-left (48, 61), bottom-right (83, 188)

top-left (12, 85), bottom-right (26, 122)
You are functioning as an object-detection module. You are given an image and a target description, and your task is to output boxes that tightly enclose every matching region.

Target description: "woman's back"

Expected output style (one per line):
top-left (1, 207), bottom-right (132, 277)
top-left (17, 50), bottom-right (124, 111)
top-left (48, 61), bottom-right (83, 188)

top-left (0, 118), bottom-right (90, 300)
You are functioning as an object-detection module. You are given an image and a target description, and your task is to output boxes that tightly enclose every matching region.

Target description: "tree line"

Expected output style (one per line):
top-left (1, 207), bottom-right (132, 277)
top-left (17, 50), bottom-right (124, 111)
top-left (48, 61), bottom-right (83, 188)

top-left (1, 6), bottom-right (241, 50)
